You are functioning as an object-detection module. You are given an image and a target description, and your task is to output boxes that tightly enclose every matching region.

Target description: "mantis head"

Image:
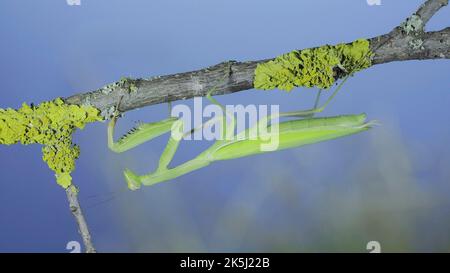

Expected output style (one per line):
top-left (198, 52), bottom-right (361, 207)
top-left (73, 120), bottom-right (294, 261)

top-left (123, 168), bottom-right (142, 190)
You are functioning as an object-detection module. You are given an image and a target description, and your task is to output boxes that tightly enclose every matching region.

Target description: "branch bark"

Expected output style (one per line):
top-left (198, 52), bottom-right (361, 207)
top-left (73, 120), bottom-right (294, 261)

top-left (66, 185), bottom-right (96, 253)
top-left (64, 0), bottom-right (449, 116)
top-left (416, 0), bottom-right (449, 25)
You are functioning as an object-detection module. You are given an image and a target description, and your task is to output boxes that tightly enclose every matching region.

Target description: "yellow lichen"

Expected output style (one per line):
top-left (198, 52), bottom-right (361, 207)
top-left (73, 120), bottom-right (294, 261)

top-left (0, 98), bottom-right (102, 188)
top-left (254, 39), bottom-right (372, 91)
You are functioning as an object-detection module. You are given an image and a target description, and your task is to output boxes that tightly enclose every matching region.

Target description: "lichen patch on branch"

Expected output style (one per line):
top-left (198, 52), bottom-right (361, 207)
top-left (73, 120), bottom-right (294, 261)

top-left (400, 14), bottom-right (424, 35)
top-left (253, 39), bottom-right (372, 91)
top-left (0, 99), bottom-right (102, 188)
top-left (98, 77), bottom-right (139, 96)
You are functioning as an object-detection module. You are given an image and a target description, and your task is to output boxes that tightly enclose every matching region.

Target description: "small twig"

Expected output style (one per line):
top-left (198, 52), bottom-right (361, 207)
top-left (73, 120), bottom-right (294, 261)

top-left (416, 0), bottom-right (448, 25)
top-left (66, 185), bottom-right (96, 253)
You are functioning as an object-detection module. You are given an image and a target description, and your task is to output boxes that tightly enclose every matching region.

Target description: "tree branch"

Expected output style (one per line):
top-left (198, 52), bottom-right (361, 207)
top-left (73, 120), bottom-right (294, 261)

top-left (66, 185), bottom-right (96, 253)
top-left (64, 0), bottom-right (449, 116)
top-left (370, 27), bottom-right (449, 65)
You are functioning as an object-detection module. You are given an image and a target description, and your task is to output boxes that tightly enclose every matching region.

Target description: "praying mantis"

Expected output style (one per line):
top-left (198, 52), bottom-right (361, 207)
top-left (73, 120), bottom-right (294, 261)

top-left (108, 77), bottom-right (376, 190)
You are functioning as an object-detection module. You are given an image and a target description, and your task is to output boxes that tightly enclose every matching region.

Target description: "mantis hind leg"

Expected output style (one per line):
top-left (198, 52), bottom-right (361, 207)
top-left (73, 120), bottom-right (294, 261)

top-left (246, 80), bottom-right (347, 139)
top-left (278, 72), bottom-right (352, 119)
top-left (182, 89), bottom-right (236, 140)
top-left (206, 90), bottom-right (236, 140)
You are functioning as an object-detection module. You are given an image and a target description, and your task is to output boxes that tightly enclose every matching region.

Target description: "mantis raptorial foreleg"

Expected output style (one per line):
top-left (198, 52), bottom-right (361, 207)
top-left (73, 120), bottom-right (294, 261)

top-left (108, 114), bottom-right (179, 153)
top-left (107, 91), bottom-right (183, 154)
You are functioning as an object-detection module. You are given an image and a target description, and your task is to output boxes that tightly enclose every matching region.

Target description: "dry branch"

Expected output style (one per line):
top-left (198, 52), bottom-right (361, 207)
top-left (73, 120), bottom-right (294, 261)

top-left (66, 185), bottom-right (96, 253)
top-left (64, 0), bottom-right (449, 116)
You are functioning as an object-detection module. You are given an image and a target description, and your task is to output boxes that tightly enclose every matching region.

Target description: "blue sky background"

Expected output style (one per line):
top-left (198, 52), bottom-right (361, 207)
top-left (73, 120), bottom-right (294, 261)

top-left (0, 0), bottom-right (449, 252)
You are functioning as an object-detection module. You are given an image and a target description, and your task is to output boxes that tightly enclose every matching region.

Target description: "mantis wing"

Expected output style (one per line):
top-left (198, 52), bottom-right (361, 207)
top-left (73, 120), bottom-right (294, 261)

top-left (203, 113), bottom-right (372, 161)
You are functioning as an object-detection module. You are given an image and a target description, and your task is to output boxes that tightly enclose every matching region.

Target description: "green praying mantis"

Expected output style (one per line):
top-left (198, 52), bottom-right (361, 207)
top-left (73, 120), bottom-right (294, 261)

top-left (108, 75), bottom-right (376, 190)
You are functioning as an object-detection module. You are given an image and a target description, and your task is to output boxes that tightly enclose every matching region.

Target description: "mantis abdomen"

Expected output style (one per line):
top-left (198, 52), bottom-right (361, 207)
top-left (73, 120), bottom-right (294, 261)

top-left (205, 114), bottom-right (371, 161)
